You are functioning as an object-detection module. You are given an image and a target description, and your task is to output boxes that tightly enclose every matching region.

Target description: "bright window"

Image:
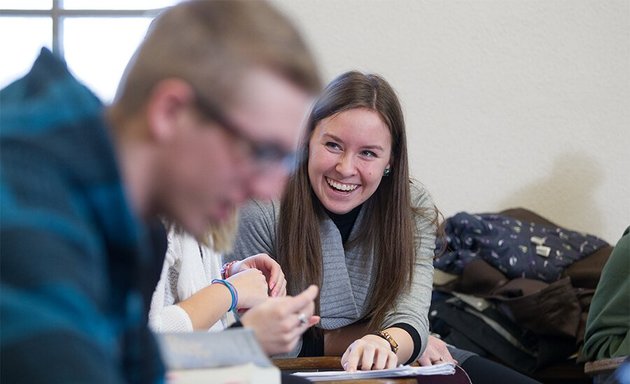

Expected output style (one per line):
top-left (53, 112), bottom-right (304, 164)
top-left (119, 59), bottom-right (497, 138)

top-left (0, 0), bottom-right (180, 101)
top-left (0, 18), bottom-right (52, 86)
top-left (63, 0), bottom-right (175, 10)
top-left (0, 0), bottom-right (51, 10)
top-left (63, 17), bottom-right (153, 100)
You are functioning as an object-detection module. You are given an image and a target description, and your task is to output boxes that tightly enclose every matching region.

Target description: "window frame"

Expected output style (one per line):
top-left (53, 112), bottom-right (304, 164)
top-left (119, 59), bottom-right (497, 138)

top-left (0, 0), bottom-right (163, 57)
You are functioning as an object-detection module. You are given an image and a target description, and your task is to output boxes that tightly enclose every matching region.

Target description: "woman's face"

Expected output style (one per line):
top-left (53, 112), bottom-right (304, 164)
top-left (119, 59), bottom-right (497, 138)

top-left (308, 108), bottom-right (392, 214)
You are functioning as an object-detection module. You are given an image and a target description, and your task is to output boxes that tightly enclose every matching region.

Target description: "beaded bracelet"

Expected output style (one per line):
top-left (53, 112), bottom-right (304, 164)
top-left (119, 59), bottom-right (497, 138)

top-left (372, 330), bottom-right (399, 353)
top-left (211, 279), bottom-right (238, 312)
top-left (221, 260), bottom-right (238, 279)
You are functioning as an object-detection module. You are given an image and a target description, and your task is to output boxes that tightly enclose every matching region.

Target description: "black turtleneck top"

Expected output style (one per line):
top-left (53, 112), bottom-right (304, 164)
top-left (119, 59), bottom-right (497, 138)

top-left (324, 204), bottom-right (363, 244)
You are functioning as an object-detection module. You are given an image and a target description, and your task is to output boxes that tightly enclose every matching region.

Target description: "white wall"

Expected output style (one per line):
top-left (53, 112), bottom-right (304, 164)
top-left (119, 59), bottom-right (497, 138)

top-left (273, 0), bottom-right (630, 243)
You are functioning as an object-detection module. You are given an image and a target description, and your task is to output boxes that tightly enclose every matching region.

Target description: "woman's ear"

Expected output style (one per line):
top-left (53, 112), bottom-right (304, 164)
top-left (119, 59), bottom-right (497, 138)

top-left (384, 157), bottom-right (393, 176)
top-left (145, 78), bottom-right (195, 143)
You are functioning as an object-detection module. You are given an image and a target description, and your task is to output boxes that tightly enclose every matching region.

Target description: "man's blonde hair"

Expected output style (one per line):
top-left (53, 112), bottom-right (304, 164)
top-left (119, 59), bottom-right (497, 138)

top-left (167, 208), bottom-right (237, 253)
top-left (200, 209), bottom-right (239, 253)
top-left (113, 0), bottom-right (320, 116)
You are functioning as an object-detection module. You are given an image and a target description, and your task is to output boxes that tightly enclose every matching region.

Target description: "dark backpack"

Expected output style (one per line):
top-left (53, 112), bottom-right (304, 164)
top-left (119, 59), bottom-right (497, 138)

top-left (430, 292), bottom-right (577, 374)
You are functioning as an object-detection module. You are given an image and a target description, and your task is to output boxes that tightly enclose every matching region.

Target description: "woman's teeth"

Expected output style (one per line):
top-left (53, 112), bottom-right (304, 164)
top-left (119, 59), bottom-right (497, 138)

top-left (326, 177), bottom-right (358, 192)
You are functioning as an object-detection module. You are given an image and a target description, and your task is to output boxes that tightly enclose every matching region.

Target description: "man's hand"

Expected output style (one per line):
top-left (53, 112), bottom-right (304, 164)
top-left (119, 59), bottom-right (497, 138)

top-left (240, 285), bottom-right (319, 355)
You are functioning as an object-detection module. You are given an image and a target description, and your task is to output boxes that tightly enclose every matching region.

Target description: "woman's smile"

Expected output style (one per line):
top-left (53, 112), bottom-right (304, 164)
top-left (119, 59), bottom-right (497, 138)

top-left (326, 177), bottom-right (360, 193)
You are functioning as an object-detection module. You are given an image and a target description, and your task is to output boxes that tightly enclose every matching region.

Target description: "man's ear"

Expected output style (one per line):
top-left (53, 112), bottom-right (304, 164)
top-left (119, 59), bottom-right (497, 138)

top-left (145, 78), bottom-right (195, 143)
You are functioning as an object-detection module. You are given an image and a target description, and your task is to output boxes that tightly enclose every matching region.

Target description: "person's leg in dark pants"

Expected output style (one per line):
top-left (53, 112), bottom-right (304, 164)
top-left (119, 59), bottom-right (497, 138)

top-left (461, 356), bottom-right (541, 384)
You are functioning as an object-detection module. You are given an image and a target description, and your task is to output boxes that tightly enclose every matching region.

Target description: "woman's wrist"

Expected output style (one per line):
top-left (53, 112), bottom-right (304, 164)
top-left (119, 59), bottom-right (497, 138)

top-left (363, 333), bottom-right (392, 351)
top-left (391, 323), bottom-right (421, 364)
top-left (211, 278), bottom-right (239, 311)
top-left (381, 327), bottom-right (414, 364)
top-left (370, 330), bottom-right (399, 353)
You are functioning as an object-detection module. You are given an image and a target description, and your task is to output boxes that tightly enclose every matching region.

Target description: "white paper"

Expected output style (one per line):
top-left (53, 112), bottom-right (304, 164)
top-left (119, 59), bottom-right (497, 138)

top-left (292, 363), bottom-right (455, 382)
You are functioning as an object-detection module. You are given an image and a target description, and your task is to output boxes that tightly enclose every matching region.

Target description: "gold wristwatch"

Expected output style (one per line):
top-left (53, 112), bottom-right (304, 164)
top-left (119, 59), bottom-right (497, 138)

top-left (373, 330), bottom-right (399, 353)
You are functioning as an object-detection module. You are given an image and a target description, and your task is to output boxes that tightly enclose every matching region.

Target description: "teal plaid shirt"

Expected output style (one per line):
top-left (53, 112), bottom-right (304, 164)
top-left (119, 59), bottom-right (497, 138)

top-left (1, 49), bottom-right (165, 383)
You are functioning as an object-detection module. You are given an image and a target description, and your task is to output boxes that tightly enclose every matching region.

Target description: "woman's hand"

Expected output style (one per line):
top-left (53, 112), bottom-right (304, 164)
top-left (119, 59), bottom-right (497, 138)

top-left (240, 285), bottom-right (319, 355)
top-left (231, 253), bottom-right (287, 297)
top-left (416, 335), bottom-right (457, 366)
top-left (340, 334), bottom-right (398, 372)
top-left (226, 268), bottom-right (268, 309)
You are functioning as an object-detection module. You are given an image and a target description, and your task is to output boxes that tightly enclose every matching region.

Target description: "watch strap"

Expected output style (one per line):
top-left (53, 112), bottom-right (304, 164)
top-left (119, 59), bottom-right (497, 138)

top-left (373, 330), bottom-right (399, 354)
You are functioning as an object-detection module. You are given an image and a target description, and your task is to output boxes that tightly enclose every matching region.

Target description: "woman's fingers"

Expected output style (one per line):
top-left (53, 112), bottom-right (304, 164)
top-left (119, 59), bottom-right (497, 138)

top-left (373, 347), bottom-right (389, 370)
top-left (359, 343), bottom-right (376, 370)
top-left (235, 253), bottom-right (287, 297)
top-left (385, 351), bottom-right (398, 369)
top-left (342, 347), bottom-right (360, 372)
top-left (417, 354), bottom-right (432, 366)
top-left (270, 272), bottom-right (286, 297)
top-left (266, 262), bottom-right (282, 292)
top-left (341, 338), bottom-right (397, 372)
top-left (275, 277), bottom-right (287, 297)
top-left (417, 335), bottom-right (458, 365)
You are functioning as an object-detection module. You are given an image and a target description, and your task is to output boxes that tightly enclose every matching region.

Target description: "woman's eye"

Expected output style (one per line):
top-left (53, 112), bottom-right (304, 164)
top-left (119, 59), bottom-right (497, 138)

top-left (361, 150), bottom-right (377, 158)
top-left (325, 142), bottom-right (341, 150)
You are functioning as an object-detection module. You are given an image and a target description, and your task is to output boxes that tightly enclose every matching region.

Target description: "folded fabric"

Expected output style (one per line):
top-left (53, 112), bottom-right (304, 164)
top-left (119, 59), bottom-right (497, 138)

top-left (435, 212), bottom-right (608, 282)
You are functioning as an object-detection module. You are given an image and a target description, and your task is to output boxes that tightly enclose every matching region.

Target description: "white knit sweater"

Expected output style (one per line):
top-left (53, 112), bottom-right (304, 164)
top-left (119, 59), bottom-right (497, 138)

top-left (148, 229), bottom-right (235, 333)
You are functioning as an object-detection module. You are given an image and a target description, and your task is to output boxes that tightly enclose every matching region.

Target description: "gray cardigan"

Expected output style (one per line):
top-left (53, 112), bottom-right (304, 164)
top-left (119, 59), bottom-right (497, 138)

top-left (227, 183), bottom-right (436, 360)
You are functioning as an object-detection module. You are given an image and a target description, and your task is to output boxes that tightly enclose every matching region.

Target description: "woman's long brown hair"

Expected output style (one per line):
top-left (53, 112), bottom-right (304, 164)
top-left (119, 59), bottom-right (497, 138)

top-left (277, 71), bottom-right (431, 331)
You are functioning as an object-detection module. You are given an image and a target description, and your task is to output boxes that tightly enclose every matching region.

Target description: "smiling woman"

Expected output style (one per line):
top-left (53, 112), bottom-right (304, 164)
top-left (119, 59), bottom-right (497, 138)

top-left (308, 108), bottom-right (392, 214)
top-left (229, 71), bottom-right (433, 368)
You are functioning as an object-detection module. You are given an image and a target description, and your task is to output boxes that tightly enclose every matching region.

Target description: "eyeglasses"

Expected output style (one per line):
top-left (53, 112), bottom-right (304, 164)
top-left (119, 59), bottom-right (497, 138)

top-left (191, 87), bottom-right (303, 174)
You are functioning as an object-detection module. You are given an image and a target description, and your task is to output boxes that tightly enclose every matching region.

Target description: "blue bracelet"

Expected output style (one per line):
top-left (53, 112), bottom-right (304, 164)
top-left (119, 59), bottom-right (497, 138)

top-left (211, 279), bottom-right (238, 312)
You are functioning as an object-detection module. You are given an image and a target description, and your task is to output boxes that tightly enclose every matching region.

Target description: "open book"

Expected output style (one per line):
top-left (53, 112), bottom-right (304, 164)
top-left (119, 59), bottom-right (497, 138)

top-left (157, 328), bottom-right (280, 384)
top-left (292, 363), bottom-right (456, 382)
